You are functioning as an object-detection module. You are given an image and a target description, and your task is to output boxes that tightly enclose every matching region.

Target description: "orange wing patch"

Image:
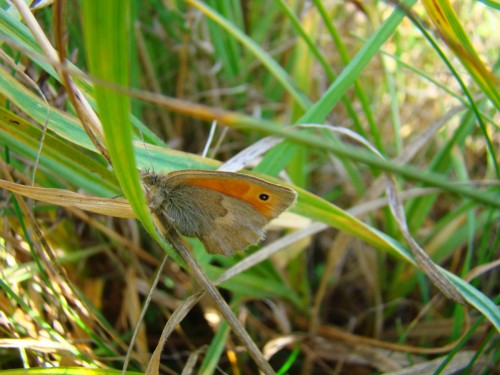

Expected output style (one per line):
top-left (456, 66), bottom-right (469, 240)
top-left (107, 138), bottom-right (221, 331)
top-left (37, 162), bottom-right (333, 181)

top-left (171, 172), bottom-right (292, 220)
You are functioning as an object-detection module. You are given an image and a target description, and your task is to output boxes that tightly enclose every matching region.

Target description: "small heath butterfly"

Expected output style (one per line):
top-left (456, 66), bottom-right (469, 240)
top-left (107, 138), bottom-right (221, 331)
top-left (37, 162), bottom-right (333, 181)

top-left (141, 170), bottom-right (297, 255)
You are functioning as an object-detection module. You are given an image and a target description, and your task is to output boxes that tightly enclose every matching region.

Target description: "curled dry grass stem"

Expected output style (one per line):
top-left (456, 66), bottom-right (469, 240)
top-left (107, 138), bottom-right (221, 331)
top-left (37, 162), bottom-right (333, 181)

top-left (146, 223), bottom-right (275, 375)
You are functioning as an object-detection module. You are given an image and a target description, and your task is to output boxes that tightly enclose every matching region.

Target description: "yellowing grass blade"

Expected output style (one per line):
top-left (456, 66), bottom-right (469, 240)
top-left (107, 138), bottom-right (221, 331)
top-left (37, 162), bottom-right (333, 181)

top-left (422, 0), bottom-right (500, 108)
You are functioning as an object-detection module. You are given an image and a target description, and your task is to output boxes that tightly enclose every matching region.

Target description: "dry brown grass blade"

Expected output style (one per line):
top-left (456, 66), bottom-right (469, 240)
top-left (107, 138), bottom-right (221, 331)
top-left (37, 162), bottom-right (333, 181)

top-left (163, 227), bottom-right (276, 375)
top-left (300, 124), bottom-right (469, 304)
top-left (4, 163), bottom-right (158, 266)
top-left (53, 0), bottom-right (111, 164)
top-left (12, 0), bottom-right (110, 163)
top-left (295, 316), bottom-right (470, 356)
top-left (385, 176), bottom-right (467, 305)
top-left (144, 227), bottom-right (313, 374)
top-left (0, 179), bottom-right (135, 218)
top-left (142, 209), bottom-right (276, 374)
top-left (384, 350), bottom-right (488, 375)
top-left (145, 292), bottom-right (202, 375)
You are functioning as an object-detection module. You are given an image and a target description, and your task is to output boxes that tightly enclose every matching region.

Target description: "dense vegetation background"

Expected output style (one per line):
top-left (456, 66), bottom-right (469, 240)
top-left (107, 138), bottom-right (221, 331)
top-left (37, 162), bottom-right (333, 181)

top-left (0, 1), bottom-right (498, 374)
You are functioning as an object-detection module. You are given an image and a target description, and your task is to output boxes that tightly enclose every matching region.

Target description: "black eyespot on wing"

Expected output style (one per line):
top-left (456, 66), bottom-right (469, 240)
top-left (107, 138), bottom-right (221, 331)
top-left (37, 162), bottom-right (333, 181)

top-left (259, 193), bottom-right (269, 201)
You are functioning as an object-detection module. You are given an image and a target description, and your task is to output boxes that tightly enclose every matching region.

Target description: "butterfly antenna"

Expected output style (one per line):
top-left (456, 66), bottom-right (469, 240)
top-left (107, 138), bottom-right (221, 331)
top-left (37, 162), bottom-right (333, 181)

top-left (137, 126), bottom-right (154, 173)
